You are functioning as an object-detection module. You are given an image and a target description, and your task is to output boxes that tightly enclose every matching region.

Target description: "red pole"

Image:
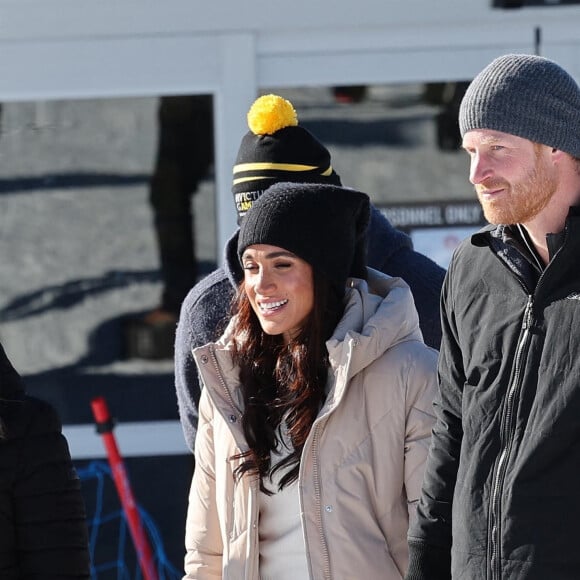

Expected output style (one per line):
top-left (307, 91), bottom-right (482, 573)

top-left (91, 396), bottom-right (158, 580)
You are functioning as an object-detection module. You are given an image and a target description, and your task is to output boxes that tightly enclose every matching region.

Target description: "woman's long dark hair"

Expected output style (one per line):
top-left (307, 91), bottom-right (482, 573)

top-left (230, 271), bottom-right (344, 494)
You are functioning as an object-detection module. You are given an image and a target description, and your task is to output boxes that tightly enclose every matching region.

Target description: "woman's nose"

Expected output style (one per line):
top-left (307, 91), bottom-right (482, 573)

top-left (255, 268), bottom-right (275, 292)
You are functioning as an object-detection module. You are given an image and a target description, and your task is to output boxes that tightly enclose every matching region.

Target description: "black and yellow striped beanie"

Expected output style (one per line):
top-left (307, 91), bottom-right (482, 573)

top-left (232, 94), bottom-right (341, 223)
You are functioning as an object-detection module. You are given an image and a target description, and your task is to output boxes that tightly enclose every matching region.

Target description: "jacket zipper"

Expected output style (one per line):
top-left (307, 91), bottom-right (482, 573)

top-left (245, 480), bottom-right (259, 580)
top-left (205, 346), bottom-right (255, 578)
top-left (304, 339), bottom-right (355, 579)
top-left (300, 420), bottom-right (331, 579)
top-left (310, 421), bottom-right (332, 580)
top-left (488, 296), bottom-right (534, 580)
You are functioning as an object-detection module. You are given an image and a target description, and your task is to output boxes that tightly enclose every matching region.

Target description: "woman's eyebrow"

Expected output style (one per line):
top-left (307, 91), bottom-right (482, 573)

top-left (242, 250), bottom-right (297, 260)
top-left (265, 251), bottom-right (296, 259)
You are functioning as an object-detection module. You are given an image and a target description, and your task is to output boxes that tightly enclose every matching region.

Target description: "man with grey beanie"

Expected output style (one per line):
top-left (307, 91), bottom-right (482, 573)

top-left (406, 53), bottom-right (580, 580)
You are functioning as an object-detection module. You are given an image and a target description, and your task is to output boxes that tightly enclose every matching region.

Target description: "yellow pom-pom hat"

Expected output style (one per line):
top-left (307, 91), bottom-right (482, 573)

top-left (232, 94), bottom-right (341, 223)
top-left (247, 93), bottom-right (298, 135)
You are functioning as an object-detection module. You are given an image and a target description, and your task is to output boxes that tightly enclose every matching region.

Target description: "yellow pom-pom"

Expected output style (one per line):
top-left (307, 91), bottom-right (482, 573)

top-left (247, 94), bottom-right (298, 135)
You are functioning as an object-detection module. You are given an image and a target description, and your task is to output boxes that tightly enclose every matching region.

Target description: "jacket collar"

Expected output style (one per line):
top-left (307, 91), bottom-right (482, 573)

top-left (469, 206), bottom-right (580, 294)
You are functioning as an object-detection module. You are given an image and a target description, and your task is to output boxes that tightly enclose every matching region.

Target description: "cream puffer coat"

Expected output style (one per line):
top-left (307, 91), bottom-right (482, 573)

top-left (184, 269), bottom-right (438, 580)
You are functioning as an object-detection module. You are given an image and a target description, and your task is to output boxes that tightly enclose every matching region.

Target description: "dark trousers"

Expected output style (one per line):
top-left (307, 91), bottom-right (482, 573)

top-left (149, 95), bottom-right (214, 314)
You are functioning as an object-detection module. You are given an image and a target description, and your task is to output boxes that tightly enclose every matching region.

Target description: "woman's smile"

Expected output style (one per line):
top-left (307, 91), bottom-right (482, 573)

top-left (258, 298), bottom-right (289, 313)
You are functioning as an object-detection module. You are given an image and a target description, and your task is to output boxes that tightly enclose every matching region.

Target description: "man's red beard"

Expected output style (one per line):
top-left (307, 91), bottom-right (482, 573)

top-left (476, 152), bottom-right (558, 225)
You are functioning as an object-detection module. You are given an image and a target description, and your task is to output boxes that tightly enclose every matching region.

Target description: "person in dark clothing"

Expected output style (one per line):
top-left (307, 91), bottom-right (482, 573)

top-left (125, 95), bottom-right (213, 359)
top-left (0, 340), bottom-right (91, 579)
top-left (175, 94), bottom-right (445, 451)
top-left (144, 94), bottom-right (214, 324)
top-left (406, 54), bottom-right (580, 580)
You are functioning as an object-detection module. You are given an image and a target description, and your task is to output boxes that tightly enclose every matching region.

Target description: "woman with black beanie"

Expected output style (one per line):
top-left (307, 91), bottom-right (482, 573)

top-left (183, 182), bottom-right (438, 579)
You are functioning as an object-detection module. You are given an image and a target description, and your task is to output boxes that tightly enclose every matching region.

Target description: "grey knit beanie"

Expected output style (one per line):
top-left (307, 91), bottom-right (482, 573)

top-left (238, 182), bottom-right (370, 295)
top-left (459, 53), bottom-right (580, 157)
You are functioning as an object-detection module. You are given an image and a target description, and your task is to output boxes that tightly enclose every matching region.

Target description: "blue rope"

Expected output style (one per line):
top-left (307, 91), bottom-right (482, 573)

top-left (78, 460), bottom-right (181, 580)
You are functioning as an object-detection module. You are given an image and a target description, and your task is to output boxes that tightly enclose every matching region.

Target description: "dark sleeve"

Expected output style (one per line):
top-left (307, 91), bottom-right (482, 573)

top-left (10, 398), bottom-right (91, 579)
top-left (406, 264), bottom-right (463, 580)
top-left (174, 269), bottom-right (234, 452)
top-left (366, 206), bottom-right (446, 350)
top-left (381, 247), bottom-right (445, 350)
top-left (406, 542), bottom-right (451, 580)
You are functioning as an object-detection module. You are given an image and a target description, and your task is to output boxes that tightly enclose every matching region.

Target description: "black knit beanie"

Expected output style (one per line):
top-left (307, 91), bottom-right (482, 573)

top-left (459, 53), bottom-right (580, 157)
top-left (237, 182), bottom-right (370, 295)
top-left (232, 94), bottom-right (342, 224)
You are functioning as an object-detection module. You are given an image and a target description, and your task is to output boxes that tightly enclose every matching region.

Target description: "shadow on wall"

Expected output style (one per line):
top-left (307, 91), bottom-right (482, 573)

top-left (0, 172), bottom-right (149, 195)
top-left (0, 263), bottom-right (215, 323)
top-left (0, 270), bottom-right (162, 322)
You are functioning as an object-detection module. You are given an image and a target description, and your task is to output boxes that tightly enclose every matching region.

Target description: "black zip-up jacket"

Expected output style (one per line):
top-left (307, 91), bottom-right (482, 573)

top-left (407, 207), bottom-right (580, 580)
